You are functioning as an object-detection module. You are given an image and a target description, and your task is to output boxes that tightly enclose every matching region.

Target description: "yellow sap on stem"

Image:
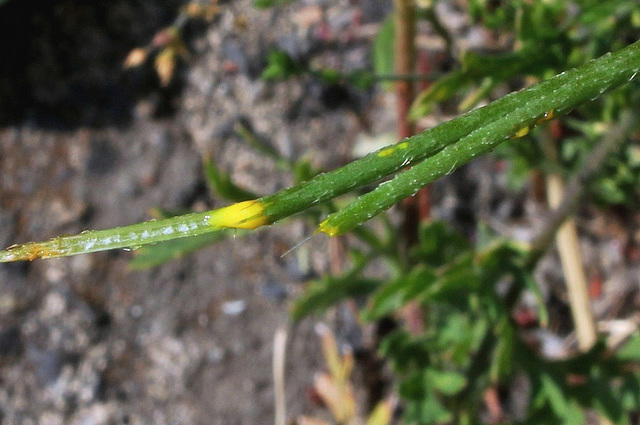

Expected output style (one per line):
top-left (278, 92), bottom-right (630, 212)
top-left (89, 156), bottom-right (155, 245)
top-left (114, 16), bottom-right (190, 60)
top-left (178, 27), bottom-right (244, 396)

top-left (207, 200), bottom-right (269, 230)
top-left (317, 219), bottom-right (340, 237)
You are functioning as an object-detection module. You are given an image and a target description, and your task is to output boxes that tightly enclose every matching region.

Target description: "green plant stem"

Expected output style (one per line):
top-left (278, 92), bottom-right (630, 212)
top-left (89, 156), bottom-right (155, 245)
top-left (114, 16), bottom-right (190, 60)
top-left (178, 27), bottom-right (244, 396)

top-left (419, 4), bottom-right (453, 54)
top-left (374, 73), bottom-right (443, 81)
top-left (319, 41), bottom-right (640, 235)
top-left (272, 42), bottom-right (640, 228)
top-left (261, 77), bottom-right (541, 221)
top-left (0, 210), bottom-right (220, 261)
top-left (2, 41), bottom-right (640, 262)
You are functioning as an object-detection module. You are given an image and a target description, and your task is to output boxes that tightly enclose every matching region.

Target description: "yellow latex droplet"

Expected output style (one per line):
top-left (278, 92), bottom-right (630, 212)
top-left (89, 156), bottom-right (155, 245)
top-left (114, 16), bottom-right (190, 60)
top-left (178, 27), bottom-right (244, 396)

top-left (378, 142), bottom-right (408, 158)
top-left (317, 219), bottom-right (340, 237)
top-left (208, 200), bottom-right (269, 230)
top-left (535, 109), bottom-right (555, 125)
top-left (377, 146), bottom-right (396, 157)
top-left (510, 126), bottom-right (530, 139)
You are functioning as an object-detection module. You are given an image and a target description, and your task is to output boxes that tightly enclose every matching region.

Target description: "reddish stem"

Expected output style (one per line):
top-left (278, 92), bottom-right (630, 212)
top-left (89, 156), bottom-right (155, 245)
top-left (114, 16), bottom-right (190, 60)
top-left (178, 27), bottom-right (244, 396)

top-left (394, 0), bottom-right (416, 140)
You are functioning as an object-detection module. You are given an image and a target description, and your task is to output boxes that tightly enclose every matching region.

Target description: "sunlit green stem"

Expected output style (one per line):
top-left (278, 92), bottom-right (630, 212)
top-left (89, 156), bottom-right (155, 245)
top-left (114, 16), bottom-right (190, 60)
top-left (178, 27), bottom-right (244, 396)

top-left (319, 41), bottom-right (640, 235)
top-left (0, 200), bottom-right (265, 261)
top-left (0, 211), bottom-right (218, 261)
top-left (2, 40), bottom-right (640, 261)
top-left (259, 46), bottom-right (640, 224)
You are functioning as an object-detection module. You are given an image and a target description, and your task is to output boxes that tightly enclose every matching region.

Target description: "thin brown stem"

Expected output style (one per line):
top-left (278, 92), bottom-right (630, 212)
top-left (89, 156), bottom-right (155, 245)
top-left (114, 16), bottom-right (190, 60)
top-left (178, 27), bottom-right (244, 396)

top-left (394, 0), bottom-right (416, 139)
top-left (393, 0), bottom-right (425, 336)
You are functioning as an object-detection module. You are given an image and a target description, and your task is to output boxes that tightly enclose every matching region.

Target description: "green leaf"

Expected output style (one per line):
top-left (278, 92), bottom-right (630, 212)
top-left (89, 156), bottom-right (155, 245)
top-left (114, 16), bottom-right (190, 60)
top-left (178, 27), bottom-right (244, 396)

top-left (592, 178), bottom-right (628, 204)
top-left (379, 330), bottom-right (431, 373)
top-left (292, 160), bottom-right (317, 183)
top-left (203, 156), bottom-right (259, 202)
top-left (365, 267), bottom-right (437, 319)
top-left (578, 0), bottom-right (636, 25)
top-left (515, 267), bottom-right (549, 327)
top-left (416, 255), bottom-right (479, 304)
top-left (520, 406), bottom-right (565, 425)
top-left (413, 391), bottom-right (453, 424)
top-left (458, 76), bottom-right (496, 111)
top-left (410, 44), bottom-right (563, 120)
top-left (425, 368), bottom-right (467, 396)
top-left (261, 50), bottom-right (302, 81)
top-left (233, 120), bottom-right (290, 167)
top-left (563, 401), bottom-right (585, 425)
top-left (438, 313), bottom-right (488, 365)
top-left (410, 71), bottom-right (469, 119)
top-left (490, 318), bottom-right (515, 380)
top-left (437, 314), bottom-right (472, 347)
top-left (400, 372), bottom-right (428, 400)
top-left (252, 0), bottom-right (294, 9)
top-left (291, 276), bottom-right (380, 321)
top-left (400, 374), bottom-right (453, 423)
top-left (468, 0), bottom-right (516, 29)
top-left (372, 16), bottom-right (395, 90)
top-left (318, 68), bottom-right (341, 85)
top-left (363, 278), bottom-right (407, 320)
top-left (616, 333), bottom-right (640, 361)
top-left (620, 375), bottom-right (640, 411)
top-left (540, 373), bottom-right (568, 418)
top-left (347, 69), bottom-right (375, 90)
top-left (588, 374), bottom-right (624, 424)
top-left (625, 144), bottom-right (640, 167)
top-left (411, 221), bottom-right (472, 267)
